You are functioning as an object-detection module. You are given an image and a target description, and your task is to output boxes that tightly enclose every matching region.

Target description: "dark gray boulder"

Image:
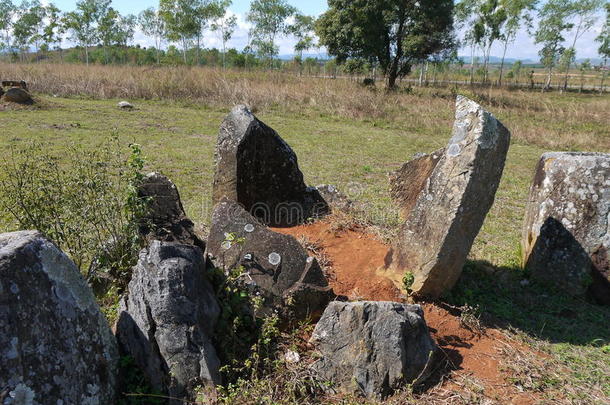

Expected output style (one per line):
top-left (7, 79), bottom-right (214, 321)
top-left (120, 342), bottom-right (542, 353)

top-left (138, 172), bottom-right (204, 249)
top-left (2, 87), bottom-right (33, 104)
top-left (212, 105), bottom-right (328, 227)
top-left (310, 301), bottom-right (437, 399)
top-left (206, 199), bottom-right (334, 321)
top-left (0, 231), bottom-right (118, 404)
top-left (386, 96), bottom-right (511, 299)
top-left (116, 241), bottom-right (221, 402)
top-left (522, 152), bottom-right (610, 304)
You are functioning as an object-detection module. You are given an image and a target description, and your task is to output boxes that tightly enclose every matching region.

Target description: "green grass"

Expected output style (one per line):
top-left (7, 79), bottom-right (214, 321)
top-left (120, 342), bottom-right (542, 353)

top-left (1, 90), bottom-right (608, 403)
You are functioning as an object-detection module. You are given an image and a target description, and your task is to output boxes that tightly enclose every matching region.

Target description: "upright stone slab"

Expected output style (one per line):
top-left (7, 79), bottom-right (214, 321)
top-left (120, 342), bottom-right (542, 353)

top-left (212, 105), bottom-right (328, 226)
top-left (116, 241), bottom-right (221, 402)
top-left (310, 301), bottom-right (436, 399)
top-left (522, 152), bottom-right (610, 304)
top-left (137, 172), bottom-right (204, 248)
top-left (386, 96), bottom-right (511, 299)
top-left (206, 199), bottom-right (334, 321)
top-left (0, 231), bottom-right (118, 404)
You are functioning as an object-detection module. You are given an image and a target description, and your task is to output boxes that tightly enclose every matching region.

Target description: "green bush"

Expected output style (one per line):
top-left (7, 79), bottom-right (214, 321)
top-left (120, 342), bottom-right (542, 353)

top-left (0, 136), bottom-right (147, 293)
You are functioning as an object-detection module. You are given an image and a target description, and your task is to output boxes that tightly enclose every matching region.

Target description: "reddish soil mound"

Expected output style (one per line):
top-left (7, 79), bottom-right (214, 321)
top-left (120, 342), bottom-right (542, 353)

top-left (274, 219), bottom-right (541, 404)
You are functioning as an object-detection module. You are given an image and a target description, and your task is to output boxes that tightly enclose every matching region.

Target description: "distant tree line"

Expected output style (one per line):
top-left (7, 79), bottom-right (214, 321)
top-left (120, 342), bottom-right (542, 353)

top-left (0, 0), bottom-right (608, 90)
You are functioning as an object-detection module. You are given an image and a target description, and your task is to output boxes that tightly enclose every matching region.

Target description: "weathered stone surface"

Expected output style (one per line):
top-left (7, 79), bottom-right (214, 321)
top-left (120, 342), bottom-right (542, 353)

top-left (138, 172), bottom-right (204, 249)
top-left (389, 149), bottom-right (444, 218)
top-left (386, 96), bottom-right (511, 299)
top-left (522, 152), bottom-right (610, 304)
top-left (0, 231), bottom-right (118, 404)
top-left (2, 87), bottom-right (32, 104)
top-left (116, 241), bottom-right (221, 402)
top-left (206, 199), bottom-right (334, 320)
top-left (212, 105), bottom-right (328, 226)
top-left (310, 301), bottom-right (437, 399)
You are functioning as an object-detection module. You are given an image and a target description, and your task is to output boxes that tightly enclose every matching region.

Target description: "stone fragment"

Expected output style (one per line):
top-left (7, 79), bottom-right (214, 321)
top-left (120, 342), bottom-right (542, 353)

top-left (315, 184), bottom-right (354, 213)
top-left (0, 231), bottom-right (118, 404)
top-left (311, 301), bottom-right (437, 399)
top-left (212, 105), bottom-right (328, 226)
top-left (206, 199), bottom-right (334, 320)
top-left (116, 241), bottom-right (221, 402)
top-left (386, 96), bottom-right (511, 299)
top-left (522, 152), bottom-right (610, 304)
top-left (2, 87), bottom-right (33, 104)
top-left (137, 172), bottom-right (204, 248)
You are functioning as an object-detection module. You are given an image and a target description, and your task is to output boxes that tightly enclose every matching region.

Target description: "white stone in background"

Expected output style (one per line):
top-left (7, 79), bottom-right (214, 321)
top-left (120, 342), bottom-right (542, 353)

top-left (117, 100), bottom-right (134, 109)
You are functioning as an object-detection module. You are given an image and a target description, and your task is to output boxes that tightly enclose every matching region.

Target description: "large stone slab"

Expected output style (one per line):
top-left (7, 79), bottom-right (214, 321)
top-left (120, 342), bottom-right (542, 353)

top-left (522, 152), bottom-right (610, 304)
top-left (212, 105), bottom-right (328, 227)
top-left (137, 172), bottom-right (204, 249)
top-left (0, 231), bottom-right (118, 404)
top-left (116, 241), bottom-right (221, 402)
top-left (310, 301), bottom-right (436, 399)
top-left (206, 199), bottom-right (334, 321)
top-left (386, 96), bottom-right (511, 299)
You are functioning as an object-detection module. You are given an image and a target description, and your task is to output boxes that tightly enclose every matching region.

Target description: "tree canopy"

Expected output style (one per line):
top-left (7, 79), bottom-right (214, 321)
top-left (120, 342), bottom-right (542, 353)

top-left (316, 0), bottom-right (455, 89)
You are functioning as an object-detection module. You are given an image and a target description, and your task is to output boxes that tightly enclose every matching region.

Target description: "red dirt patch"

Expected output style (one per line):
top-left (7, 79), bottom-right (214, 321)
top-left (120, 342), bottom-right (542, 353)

top-left (273, 219), bottom-right (542, 404)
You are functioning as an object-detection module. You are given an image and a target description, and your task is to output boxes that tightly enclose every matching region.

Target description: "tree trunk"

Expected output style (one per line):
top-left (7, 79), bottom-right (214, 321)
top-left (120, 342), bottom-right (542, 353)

top-left (544, 66), bottom-right (553, 92)
top-left (499, 40), bottom-right (509, 87)
top-left (469, 44), bottom-right (475, 85)
top-left (85, 45), bottom-right (89, 66)
top-left (387, 63), bottom-right (398, 90)
top-left (600, 59), bottom-right (607, 94)
top-left (182, 37), bottom-right (187, 64)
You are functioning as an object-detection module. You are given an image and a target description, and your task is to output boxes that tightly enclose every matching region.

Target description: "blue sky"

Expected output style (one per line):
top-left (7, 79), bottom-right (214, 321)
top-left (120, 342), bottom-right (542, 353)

top-left (49, 0), bottom-right (604, 61)
top-left (53, 0), bottom-right (327, 16)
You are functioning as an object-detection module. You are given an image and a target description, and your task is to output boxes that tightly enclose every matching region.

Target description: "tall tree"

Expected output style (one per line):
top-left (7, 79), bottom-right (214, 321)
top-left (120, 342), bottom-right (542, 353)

top-left (290, 14), bottom-right (316, 59)
top-left (194, 0), bottom-right (225, 65)
top-left (98, 7), bottom-right (120, 63)
top-left (64, 0), bottom-right (111, 65)
top-left (247, 0), bottom-right (296, 63)
top-left (12, 0), bottom-right (45, 60)
top-left (534, 0), bottom-right (573, 91)
top-left (159, 0), bottom-right (201, 64)
top-left (471, 0), bottom-right (508, 84)
top-left (139, 7), bottom-right (167, 64)
top-left (40, 3), bottom-right (63, 56)
top-left (497, 0), bottom-right (538, 86)
top-left (455, 0), bottom-right (479, 84)
top-left (596, 3), bottom-right (609, 92)
top-left (561, 0), bottom-right (605, 90)
top-left (317, 0), bottom-right (455, 89)
top-left (211, 0), bottom-right (236, 68)
top-left (0, 0), bottom-right (14, 53)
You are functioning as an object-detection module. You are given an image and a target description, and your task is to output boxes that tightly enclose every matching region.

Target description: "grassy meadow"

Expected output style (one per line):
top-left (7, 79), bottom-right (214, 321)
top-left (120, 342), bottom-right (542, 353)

top-left (0, 63), bottom-right (609, 403)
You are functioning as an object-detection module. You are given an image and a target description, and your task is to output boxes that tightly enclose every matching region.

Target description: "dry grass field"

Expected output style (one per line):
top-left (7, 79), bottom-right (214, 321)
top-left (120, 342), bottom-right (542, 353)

top-left (0, 62), bottom-right (608, 404)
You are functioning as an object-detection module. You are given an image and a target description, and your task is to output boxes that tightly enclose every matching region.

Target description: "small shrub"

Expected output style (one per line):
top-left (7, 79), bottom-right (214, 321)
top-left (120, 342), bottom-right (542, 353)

top-left (0, 136), bottom-right (148, 293)
top-left (403, 271), bottom-right (415, 293)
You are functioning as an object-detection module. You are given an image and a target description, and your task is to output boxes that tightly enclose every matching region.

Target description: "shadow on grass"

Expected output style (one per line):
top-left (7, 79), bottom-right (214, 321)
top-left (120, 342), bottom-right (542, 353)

top-left (444, 260), bottom-right (610, 347)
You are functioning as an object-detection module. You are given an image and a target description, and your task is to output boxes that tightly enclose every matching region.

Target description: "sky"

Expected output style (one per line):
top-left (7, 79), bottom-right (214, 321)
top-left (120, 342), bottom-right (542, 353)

top-left (49, 0), bottom-right (606, 62)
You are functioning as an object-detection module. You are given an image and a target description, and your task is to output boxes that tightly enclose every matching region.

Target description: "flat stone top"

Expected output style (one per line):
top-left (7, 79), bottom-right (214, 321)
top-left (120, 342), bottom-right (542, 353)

top-left (0, 230), bottom-right (41, 256)
top-left (541, 151), bottom-right (610, 163)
